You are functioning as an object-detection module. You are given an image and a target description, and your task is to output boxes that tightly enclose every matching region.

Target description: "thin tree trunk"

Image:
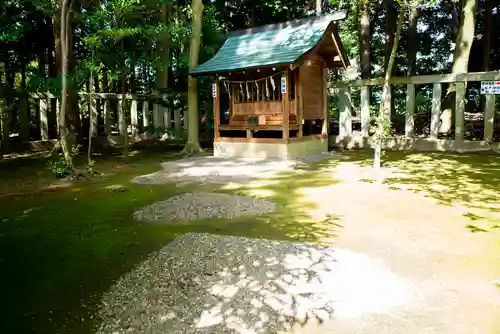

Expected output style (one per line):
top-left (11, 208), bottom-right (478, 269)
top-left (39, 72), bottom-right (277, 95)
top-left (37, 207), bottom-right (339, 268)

top-left (374, 5), bottom-right (404, 170)
top-left (181, 0), bottom-right (204, 155)
top-left (316, 0), bottom-right (322, 15)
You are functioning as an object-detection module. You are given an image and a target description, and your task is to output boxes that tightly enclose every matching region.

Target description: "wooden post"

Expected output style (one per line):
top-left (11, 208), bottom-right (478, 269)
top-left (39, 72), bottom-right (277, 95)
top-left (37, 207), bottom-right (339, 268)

top-left (214, 77), bottom-right (220, 139)
top-left (153, 103), bottom-right (162, 133)
top-left (484, 94), bottom-right (496, 142)
top-left (131, 98), bottom-right (138, 137)
top-left (338, 87), bottom-right (352, 138)
top-left (89, 92), bottom-right (98, 138)
top-left (174, 108), bottom-right (182, 139)
top-left (183, 109), bottom-right (188, 130)
top-left (455, 81), bottom-right (466, 144)
top-left (282, 70), bottom-right (290, 141)
top-left (296, 70), bottom-right (302, 137)
top-left (0, 101), bottom-right (9, 150)
top-left (39, 95), bottom-right (49, 140)
top-left (430, 83), bottom-right (441, 140)
top-left (164, 108), bottom-right (171, 130)
top-left (19, 95), bottom-right (30, 142)
top-left (118, 97), bottom-right (126, 136)
top-left (104, 98), bottom-right (112, 135)
top-left (142, 100), bottom-right (149, 127)
top-left (117, 97), bottom-right (128, 152)
top-left (405, 83), bottom-right (415, 138)
top-left (322, 66), bottom-right (328, 135)
top-left (360, 85), bottom-right (370, 137)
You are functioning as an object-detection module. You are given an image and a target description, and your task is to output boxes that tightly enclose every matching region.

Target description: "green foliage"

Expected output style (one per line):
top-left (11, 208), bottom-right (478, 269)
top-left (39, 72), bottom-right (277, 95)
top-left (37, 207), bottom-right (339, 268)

top-left (46, 154), bottom-right (71, 177)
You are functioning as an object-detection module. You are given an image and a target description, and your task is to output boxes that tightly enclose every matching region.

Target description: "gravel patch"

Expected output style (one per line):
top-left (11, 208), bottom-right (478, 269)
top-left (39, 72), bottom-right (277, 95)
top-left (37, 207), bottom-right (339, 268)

top-left (97, 233), bottom-right (415, 334)
top-left (133, 192), bottom-right (277, 223)
top-left (131, 153), bottom-right (341, 185)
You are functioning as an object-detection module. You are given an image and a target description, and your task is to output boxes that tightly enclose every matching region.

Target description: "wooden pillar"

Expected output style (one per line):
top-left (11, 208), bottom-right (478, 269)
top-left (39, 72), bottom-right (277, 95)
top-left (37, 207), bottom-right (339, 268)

top-left (430, 83), bottom-right (441, 140)
top-left (54, 99), bottom-right (60, 135)
top-left (164, 108), bottom-right (171, 130)
top-left (39, 95), bottom-right (49, 140)
top-left (484, 94), bottom-right (496, 142)
top-left (214, 77), bottom-right (220, 139)
top-left (183, 109), bottom-right (188, 130)
top-left (89, 93), bottom-right (98, 138)
top-left (104, 98), bottom-right (112, 135)
top-left (153, 103), bottom-right (162, 132)
top-left (118, 97), bottom-right (126, 136)
top-left (455, 81), bottom-right (466, 144)
top-left (174, 108), bottom-right (182, 139)
top-left (405, 83), bottom-right (415, 138)
top-left (130, 98), bottom-right (138, 137)
top-left (322, 66), bottom-right (328, 135)
top-left (282, 70), bottom-right (290, 141)
top-left (19, 95), bottom-right (30, 142)
top-left (360, 85), bottom-right (370, 137)
top-left (142, 100), bottom-right (149, 127)
top-left (0, 100), bottom-right (9, 150)
top-left (296, 70), bottom-right (303, 137)
top-left (117, 97), bottom-right (128, 152)
top-left (338, 87), bottom-right (352, 138)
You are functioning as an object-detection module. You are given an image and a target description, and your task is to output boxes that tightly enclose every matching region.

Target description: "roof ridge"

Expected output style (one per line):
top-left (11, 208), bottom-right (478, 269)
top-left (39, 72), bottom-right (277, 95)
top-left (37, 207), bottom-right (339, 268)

top-left (227, 10), bottom-right (347, 38)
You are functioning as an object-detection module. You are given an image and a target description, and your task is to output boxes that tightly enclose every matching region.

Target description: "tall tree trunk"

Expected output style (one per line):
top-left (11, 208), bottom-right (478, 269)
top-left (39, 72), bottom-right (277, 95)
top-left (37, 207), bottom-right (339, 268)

top-left (440, 0), bottom-right (476, 135)
top-left (407, 5), bottom-right (419, 76)
top-left (483, 3), bottom-right (492, 71)
top-left (374, 5), bottom-right (404, 170)
top-left (47, 18), bottom-right (56, 78)
top-left (359, 0), bottom-right (371, 79)
top-left (181, 0), bottom-right (204, 154)
top-left (359, 0), bottom-right (371, 135)
top-left (156, 3), bottom-right (172, 133)
top-left (60, 0), bottom-right (73, 167)
top-left (316, 0), bottom-right (322, 15)
top-left (53, 3), bottom-right (81, 145)
top-left (383, 0), bottom-right (396, 117)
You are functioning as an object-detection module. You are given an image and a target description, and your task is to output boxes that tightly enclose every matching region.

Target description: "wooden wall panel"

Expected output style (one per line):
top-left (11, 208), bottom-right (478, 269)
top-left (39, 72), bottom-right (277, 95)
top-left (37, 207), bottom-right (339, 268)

top-left (233, 101), bottom-right (282, 115)
top-left (300, 58), bottom-right (325, 120)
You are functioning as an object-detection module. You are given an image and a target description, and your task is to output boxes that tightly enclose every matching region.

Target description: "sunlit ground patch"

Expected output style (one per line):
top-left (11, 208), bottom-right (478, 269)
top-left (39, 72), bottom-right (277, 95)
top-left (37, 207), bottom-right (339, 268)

top-left (97, 233), bottom-right (414, 333)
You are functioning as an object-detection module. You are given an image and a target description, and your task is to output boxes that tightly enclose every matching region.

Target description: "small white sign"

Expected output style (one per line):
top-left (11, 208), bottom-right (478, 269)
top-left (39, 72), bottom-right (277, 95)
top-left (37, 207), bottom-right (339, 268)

top-left (480, 81), bottom-right (500, 95)
top-left (281, 76), bottom-right (287, 94)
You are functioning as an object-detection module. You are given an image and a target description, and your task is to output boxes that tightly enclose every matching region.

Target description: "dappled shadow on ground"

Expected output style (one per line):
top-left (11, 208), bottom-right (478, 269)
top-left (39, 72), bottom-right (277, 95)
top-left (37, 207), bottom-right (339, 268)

top-left (0, 152), bottom-right (346, 332)
top-left (341, 150), bottom-right (500, 232)
top-left (97, 233), bottom-right (410, 334)
top-left (213, 159), bottom-right (345, 244)
top-left (342, 151), bottom-right (500, 210)
top-left (0, 147), bottom-right (182, 197)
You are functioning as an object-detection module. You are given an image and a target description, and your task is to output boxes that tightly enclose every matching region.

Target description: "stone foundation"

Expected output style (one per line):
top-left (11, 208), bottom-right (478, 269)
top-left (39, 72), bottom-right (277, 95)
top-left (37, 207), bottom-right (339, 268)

top-left (214, 136), bottom-right (328, 159)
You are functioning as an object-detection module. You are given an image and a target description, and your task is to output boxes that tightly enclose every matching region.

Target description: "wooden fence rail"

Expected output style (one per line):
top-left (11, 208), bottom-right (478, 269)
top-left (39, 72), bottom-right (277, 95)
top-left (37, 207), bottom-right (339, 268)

top-left (331, 71), bottom-right (499, 151)
top-left (0, 92), bottom-right (187, 152)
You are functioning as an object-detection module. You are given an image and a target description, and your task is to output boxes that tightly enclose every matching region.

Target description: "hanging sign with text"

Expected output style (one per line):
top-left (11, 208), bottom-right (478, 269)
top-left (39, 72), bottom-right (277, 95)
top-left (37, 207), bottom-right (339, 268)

top-left (480, 81), bottom-right (500, 94)
top-left (281, 76), bottom-right (287, 94)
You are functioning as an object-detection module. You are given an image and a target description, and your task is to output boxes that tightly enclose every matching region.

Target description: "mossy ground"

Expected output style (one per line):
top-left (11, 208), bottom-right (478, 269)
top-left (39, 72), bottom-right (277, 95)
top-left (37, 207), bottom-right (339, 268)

top-left (0, 149), bottom-right (499, 332)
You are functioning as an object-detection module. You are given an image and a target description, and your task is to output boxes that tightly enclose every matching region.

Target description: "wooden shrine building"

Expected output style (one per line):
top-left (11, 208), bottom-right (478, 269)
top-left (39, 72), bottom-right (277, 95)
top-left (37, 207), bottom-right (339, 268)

top-left (190, 12), bottom-right (349, 159)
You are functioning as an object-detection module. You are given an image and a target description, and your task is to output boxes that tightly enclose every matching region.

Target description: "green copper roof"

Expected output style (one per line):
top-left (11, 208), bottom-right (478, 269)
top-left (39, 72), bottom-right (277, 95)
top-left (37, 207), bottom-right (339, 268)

top-left (191, 12), bottom-right (347, 76)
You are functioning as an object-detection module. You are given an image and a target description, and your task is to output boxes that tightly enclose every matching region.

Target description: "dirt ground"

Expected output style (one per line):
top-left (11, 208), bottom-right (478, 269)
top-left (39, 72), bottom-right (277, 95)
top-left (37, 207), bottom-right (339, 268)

top-left (286, 161), bottom-right (500, 333)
